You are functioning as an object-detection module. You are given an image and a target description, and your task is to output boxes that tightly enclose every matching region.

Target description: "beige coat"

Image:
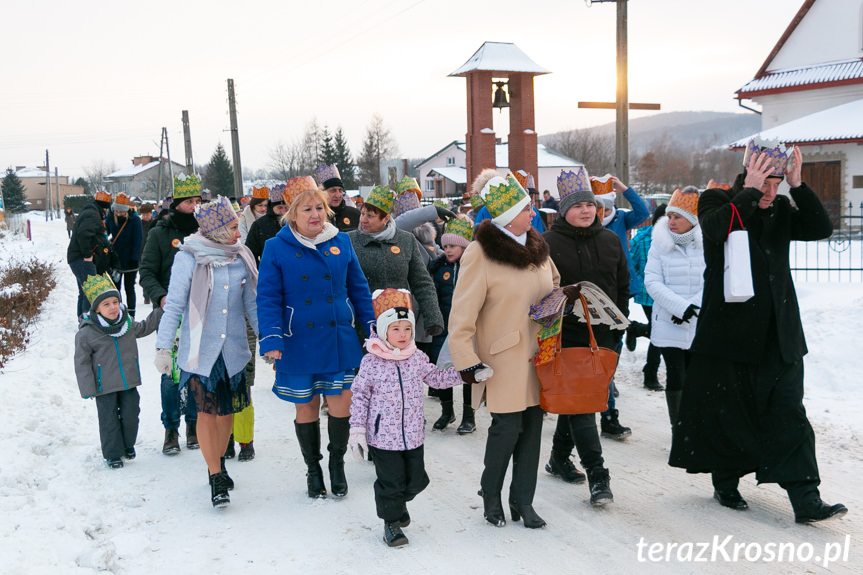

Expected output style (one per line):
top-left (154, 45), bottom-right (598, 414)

top-left (448, 222), bottom-right (559, 414)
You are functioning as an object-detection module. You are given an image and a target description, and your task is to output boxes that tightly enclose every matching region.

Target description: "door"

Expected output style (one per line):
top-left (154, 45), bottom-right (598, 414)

top-left (801, 161), bottom-right (841, 226)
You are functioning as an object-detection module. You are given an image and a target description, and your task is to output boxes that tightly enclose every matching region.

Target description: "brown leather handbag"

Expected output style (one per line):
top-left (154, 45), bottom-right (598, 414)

top-left (536, 294), bottom-right (618, 415)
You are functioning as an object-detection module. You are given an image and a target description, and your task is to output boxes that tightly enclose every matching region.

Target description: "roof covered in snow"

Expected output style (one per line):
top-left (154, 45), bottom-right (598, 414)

top-left (449, 42), bottom-right (550, 77)
top-left (729, 98), bottom-right (863, 148)
top-left (737, 58), bottom-right (863, 98)
top-left (427, 166), bottom-right (467, 185)
top-left (13, 167), bottom-right (67, 179)
top-left (106, 160), bottom-right (188, 179)
top-left (451, 142), bottom-right (580, 169)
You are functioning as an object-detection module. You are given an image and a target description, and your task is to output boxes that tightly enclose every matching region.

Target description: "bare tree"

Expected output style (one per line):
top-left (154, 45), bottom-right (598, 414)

top-left (544, 130), bottom-right (615, 179)
top-left (357, 113), bottom-right (399, 186)
top-left (84, 159), bottom-right (117, 192)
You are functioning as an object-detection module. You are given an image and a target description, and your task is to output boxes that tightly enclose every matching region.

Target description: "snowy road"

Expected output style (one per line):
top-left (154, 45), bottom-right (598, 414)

top-left (1, 215), bottom-right (860, 574)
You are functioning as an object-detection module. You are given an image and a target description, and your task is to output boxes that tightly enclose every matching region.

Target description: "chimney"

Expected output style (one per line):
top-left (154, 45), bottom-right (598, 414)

top-left (132, 155), bottom-right (156, 166)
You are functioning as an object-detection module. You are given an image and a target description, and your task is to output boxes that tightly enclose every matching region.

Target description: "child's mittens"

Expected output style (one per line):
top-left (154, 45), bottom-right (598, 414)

top-left (154, 349), bottom-right (173, 375)
top-left (475, 364), bottom-right (494, 382)
top-left (349, 427), bottom-right (368, 462)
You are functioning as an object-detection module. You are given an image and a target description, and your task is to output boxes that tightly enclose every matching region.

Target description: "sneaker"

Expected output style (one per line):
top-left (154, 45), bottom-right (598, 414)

top-left (123, 447), bottom-right (136, 460)
top-left (545, 452), bottom-right (587, 484)
top-left (383, 521), bottom-right (409, 547)
top-left (186, 422), bottom-right (199, 449)
top-left (106, 458), bottom-right (124, 469)
top-left (238, 441), bottom-right (255, 462)
top-left (399, 507), bottom-right (411, 528)
top-left (600, 409), bottom-right (631, 440)
top-left (162, 429), bottom-right (180, 455)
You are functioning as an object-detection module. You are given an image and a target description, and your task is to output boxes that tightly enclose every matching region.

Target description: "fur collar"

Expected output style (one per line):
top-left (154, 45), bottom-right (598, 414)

top-left (474, 220), bottom-right (549, 269)
top-left (651, 216), bottom-right (703, 253)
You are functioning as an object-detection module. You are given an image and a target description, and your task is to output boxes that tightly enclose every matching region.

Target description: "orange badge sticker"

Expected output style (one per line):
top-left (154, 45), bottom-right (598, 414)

top-left (171, 239), bottom-right (181, 248)
top-left (343, 217), bottom-right (350, 225)
top-left (390, 246), bottom-right (401, 254)
top-left (443, 272), bottom-right (451, 281)
top-left (427, 245), bottom-right (434, 251)
top-left (330, 247), bottom-right (341, 256)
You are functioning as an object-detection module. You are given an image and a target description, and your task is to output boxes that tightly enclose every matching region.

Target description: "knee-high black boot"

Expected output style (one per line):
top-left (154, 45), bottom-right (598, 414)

top-left (327, 415), bottom-right (350, 497)
top-left (295, 420), bottom-right (327, 498)
top-left (665, 390), bottom-right (682, 429)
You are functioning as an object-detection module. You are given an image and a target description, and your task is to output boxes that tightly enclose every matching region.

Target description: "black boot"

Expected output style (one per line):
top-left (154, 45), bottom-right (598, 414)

top-left (210, 472), bottom-right (230, 508)
top-left (186, 422), bottom-right (199, 449)
top-left (478, 489), bottom-right (506, 527)
top-left (587, 467), bottom-right (613, 506)
top-left (295, 420), bottom-right (327, 498)
top-left (600, 409), bottom-right (631, 440)
top-left (383, 520), bottom-right (409, 547)
top-left (665, 390), bottom-right (682, 429)
top-left (457, 406), bottom-right (476, 435)
top-left (714, 489), bottom-right (748, 510)
top-left (508, 497), bottom-right (546, 529)
top-left (544, 450), bottom-right (587, 484)
top-left (224, 434), bottom-right (235, 459)
top-left (433, 401), bottom-right (455, 431)
top-left (238, 441), bottom-right (255, 462)
top-left (643, 366), bottom-right (664, 391)
top-left (220, 456), bottom-right (234, 490)
top-left (785, 482), bottom-right (848, 523)
top-left (162, 429), bottom-right (180, 455)
top-left (327, 415), bottom-right (350, 498)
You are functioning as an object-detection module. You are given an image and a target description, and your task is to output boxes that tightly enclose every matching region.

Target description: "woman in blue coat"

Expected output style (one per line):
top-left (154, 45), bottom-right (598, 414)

top-left (257, 177), bottom-right (375, 500)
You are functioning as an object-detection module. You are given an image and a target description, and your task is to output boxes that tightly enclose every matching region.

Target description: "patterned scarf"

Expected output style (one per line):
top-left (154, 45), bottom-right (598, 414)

top-left (670, 226), bottom-right (697, 246)
top-left (95, 304), bottom-right (131, 338)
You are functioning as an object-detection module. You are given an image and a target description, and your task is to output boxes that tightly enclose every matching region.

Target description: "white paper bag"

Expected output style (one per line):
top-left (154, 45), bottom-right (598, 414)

top-left (436, 335), bottom-right (454, 370)
top-left (723, 229), bottom-right (755, 302)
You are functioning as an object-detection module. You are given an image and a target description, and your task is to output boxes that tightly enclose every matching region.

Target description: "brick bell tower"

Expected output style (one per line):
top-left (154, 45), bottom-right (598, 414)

top-left (449, 42), bottom-right (550, 189)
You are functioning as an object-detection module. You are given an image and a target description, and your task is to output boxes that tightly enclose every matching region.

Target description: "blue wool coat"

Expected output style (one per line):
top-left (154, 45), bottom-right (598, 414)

top-left (473, 205), bottom-right (545, 232)
top-left (257, 226), bottom-right (375, 375)
top-left (156, 250), bottom-right (258, 378)
top-left (603, 187), bottom-right (649, 297)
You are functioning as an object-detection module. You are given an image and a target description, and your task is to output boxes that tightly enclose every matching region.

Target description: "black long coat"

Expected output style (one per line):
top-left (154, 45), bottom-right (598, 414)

top-left (669, 177), bottom-right (833, 482)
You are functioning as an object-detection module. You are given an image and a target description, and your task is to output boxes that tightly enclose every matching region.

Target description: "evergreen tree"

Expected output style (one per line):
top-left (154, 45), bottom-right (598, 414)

top-left (202, 143), bottom-right (234, 198)
top-left (356, 114), bottom-right (398, 186)
top-left (318, 124), bottom-right (337, 167)
top-left (1, 169), bottom-right (28, 213)
top-left (74, 177), bottom-right (92, 195)
top-left (333, 126), bottom-right (357, 190)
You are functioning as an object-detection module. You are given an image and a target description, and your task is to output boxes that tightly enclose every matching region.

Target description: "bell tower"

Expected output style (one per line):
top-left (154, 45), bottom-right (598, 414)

top-left (450, 42), bottom-right (550, 188)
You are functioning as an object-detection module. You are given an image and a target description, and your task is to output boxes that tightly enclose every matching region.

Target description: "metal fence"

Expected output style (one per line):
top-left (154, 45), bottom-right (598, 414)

top-left (1, 213), bottom-right (30, 238)
top-left (791, 202), bottom-right (863, 282)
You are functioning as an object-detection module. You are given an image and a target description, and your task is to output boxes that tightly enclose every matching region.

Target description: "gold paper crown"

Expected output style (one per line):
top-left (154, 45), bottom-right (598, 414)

top-left (589, 174), bottom-right (614, 195)
top-left (94, 190), bottom-right (111, 203)
top-left (372, 288), bottom-right (413, 318)
top-left (82, 273), bottom-right (118, 305)
top-left (395, 176), bottom-right (422, 198)
top-left (443, 217), bottom-right (473, 242)
top-left (743, 139), bottom-right (789, 177)
top-left (112, 192), bottom-right (132, 206)
top-left (365, 185), bottom-right (395, 214)
top-left (486, 177), bottom-right (528, 219)
top-left (173, 174), bottom-right (203, 199)
top-left (314, 164), bottom-right (342, 187)
top-left (252, 186), bottom-right (269, 199)
top-left (194, 196), bottom-right (238, 235)
top-left (283, 176), bottom-right (319, 207)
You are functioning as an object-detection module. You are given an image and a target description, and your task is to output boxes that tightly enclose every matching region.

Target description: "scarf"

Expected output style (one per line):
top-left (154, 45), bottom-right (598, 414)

top-left (601, 205), bottom-right (617, 227)
top-left (360, 218), bottom-right (397, 242)
top-left (290, 222), bottom-right (340, 250)
top-left (364, 333), bottom-right (417, 360)
top-left (493, 222), bottom-right (527, 245)
top-left (180, 233), bottom-right (258, 369)
top-left (95, 304), bottom-right (131, 338)
top-left (670, 227), bottom-right (697, 246)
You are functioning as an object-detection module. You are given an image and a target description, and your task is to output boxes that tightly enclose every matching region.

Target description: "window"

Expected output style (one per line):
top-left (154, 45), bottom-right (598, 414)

top-left (446, 156), bottom-right (455, 166)
top-left (854, 175), bottom-right (863, 188)
top-left (121, 183), bottom-right (127, 193)
top-left (140, 182), bottom-right (147, 192)
top-left (426, 179), bottom-right (435, 192)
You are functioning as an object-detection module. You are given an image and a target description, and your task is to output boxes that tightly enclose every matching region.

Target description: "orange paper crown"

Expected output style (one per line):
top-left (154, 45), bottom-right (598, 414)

top-left (94, 190), bottom-right (111, 203)
top-left (372, 288), bottom-right (413, 319)
top-left (252, 186), bottom-right (269, 199)
top-left (283, 176), bottom-right (318, 206)
top-left (666, 188), bottom-right (699, 218)
top-left (589, 175), bottom-right (613, 195)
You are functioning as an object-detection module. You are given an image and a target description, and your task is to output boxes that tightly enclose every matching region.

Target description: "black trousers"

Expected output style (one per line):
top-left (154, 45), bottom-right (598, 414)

top-left (658, 347), bottom-right (690, 392)
top-left (481, 405), bottom-right (543, 505)
top-left (551, 413), bottom-right (604, 471)
top-left (95, 388), bottom-right (140, 460)
top-left (369, 445), bottom-right (430, 522)
top-left (115, 270), bottom-right (137, 315)
top-left (437, 381), bottom-right (472, 405)
top-left (641, 305), bottom-right (662, 372)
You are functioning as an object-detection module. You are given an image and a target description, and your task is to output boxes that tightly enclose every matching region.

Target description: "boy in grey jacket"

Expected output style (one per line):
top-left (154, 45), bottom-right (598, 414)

top-left (74, 273), bottom-right (162, 468)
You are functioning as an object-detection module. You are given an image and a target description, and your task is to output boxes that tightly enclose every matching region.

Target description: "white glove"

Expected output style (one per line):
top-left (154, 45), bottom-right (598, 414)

top-left (475, 364), bottom-right (494, 382)
top-left (155, 349), bottom-right (173, 375)
top-left (349, 427), bottom-right (368, 462)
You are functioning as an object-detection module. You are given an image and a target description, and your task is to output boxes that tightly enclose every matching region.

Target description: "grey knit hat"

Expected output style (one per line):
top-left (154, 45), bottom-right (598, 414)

top-left (557, 169), bottom-right (595, 216)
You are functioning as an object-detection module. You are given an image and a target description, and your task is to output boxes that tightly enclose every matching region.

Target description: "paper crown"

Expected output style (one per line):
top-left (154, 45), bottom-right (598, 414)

top-left (232, 201), bottom-right (242, 212)
top-left (395, 176), bottom-right (422, 197)
top-left (441, 217), bottom-right (473, 247)
top-left (315, 165), bottom-right (343, 189)
top-left (433, 199), bottom-right (449, 208)
top-left (173, 173), bottom-right (203, 199)
top-left (94, 190), bottom-right (111, 203)
top-left (194, 196), bottom-right (238, 235)
top-left (486, 176), bottom-right (529, 223)
top-left (82, 273), bottom-right (118, 305)
top-left (268, 184), bottom-right (286, 203)
top-left (557, 168), bottom-right (591, 197)
top-left (112, 192), bottom-right (132, 206)
top-left (743, 139), bottom-right (790, 177)
top-left (513, 170), bottom-right (536, 191)
top-left (372, 288), bottom-right (413, 318)
top-left (252, 186), bottom-right (269, 199)
top-left (283, 176), bottom-right (319, 207)
top-left (391, 187), bottom-right (422, 218)
top-left (666, 187), bottom-right (699, 219)
top-left (201, 189), bottom-right (212, 201)
top-left (470, 194), bottom-right (485, 209)
top-left (590, 174), bottom-right (614, 195)
top-left (365, 185), bottom-right (395, 214)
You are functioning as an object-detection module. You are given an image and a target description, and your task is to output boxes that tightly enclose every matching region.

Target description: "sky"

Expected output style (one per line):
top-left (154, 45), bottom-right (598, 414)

top-left (0, 0), bottom-right (805, 180)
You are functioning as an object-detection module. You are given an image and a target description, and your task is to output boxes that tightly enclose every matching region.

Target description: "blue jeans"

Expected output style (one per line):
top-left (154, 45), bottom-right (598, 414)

top-left (69, 259), bottom-right (96, 318)
top-left (160, 373), bottom-right (197, 430)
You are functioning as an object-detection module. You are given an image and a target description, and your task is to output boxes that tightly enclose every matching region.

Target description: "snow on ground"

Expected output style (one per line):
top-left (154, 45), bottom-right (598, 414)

top-left (1, 215), bottom-right (861, 575)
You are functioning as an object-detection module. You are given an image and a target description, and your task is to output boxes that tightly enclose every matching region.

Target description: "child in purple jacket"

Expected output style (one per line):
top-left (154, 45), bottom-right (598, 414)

top-left (349, 288), bottom-right (464, 548)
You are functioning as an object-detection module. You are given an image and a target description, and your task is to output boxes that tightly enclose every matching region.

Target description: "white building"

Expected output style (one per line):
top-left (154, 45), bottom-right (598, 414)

top-left (416, 140), bottom-right (581, 199)
top-left (732, 0), bottom-right (863, 219)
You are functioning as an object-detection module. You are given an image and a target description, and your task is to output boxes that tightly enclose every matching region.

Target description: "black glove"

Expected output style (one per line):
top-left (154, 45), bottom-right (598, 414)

top-left (672, 304), bottom-right (700, 325)
top-left (460, 370), bottom-right (478, 385)
top-left (425, 325), bottom-right (443, 337)
top-left (435, 206), bottom-right (456, 222)
top-left (561, 284), bottom-right (581, 304)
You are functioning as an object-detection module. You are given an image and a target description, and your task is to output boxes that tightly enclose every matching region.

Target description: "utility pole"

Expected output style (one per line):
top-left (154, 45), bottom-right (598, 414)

top-left (55, 167), bottom-right (61, 219)
top-left (182, 110), bottom-right (194, 175)
top-left (227, 79), bottom-right (243, 198)
top-left (156, 130), bottom-right (165, 200)
top-left (45, 150), bottom-right (51, 221)
top-left (164, 126), bottom-right (175, 197)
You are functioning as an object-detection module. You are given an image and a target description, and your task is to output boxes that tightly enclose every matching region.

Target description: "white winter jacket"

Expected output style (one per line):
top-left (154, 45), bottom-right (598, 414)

top-left (644, 217), bottom-right (705, 350)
